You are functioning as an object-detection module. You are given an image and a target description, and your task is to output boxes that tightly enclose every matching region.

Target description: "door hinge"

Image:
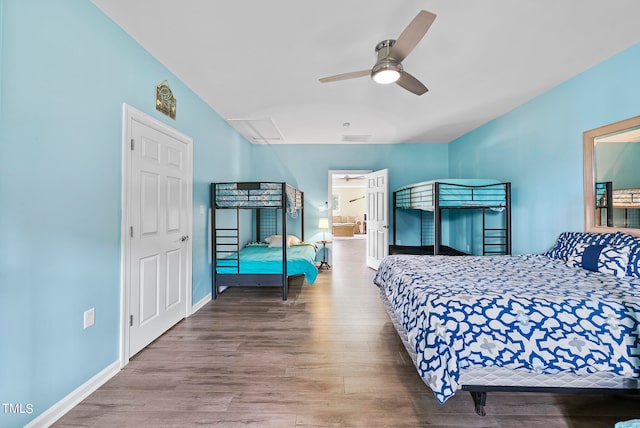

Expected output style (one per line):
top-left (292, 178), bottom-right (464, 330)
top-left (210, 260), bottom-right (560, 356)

top-left (130, 315), bottom-right (133, 327)
top-left (130, 139), bottom-right (134, 150)
top-left (130, 226), bottom-right (133, 238)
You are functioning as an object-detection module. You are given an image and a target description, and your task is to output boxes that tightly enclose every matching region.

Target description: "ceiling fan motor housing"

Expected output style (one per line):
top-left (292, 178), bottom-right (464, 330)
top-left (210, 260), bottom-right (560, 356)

top-left (372, 40), bottom-right (403, 83)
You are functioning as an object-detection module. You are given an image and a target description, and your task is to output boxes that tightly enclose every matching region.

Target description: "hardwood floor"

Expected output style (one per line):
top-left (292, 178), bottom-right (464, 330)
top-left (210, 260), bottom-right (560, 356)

top-left (55, 239), bottom-right (639, 427)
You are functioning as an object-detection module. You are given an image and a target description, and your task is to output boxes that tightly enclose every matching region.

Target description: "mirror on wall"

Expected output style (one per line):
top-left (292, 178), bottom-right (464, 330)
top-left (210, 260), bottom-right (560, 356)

top-left (584, 115), bottom-right (640, 237)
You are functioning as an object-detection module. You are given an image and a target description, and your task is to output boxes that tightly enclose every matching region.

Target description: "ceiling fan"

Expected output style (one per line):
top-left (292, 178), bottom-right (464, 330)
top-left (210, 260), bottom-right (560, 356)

top-left (339, 174), bottom-right (365, 182)
top-left (319, 10), bottom-right (436, 96)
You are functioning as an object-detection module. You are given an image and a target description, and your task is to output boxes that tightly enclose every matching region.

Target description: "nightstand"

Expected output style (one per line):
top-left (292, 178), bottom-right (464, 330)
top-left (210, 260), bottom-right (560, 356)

top-left (316, 240), bottom-right (332, 270)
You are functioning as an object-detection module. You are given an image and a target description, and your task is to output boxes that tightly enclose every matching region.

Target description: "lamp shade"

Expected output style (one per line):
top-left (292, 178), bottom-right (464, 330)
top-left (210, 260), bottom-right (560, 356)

top-left (318, 218), bottom-right (329, 229)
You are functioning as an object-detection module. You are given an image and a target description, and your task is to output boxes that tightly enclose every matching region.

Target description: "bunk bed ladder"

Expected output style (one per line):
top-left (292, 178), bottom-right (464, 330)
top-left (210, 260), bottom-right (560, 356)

top-left (213, 212), bottom-right (241, 299)
top-left (481, 182), bottom-right (512, 256)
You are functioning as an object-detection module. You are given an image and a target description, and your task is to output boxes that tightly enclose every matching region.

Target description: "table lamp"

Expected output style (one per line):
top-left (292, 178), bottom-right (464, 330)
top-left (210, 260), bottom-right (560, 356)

top-left (318, 217), bottom-right (329, 241)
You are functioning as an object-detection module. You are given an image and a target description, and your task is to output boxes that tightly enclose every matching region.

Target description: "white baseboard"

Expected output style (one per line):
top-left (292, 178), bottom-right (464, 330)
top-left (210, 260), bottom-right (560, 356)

top-left (25, 360), bottom-right (120, 428)
top-left (191, 292), bottom-right (211, 314)
top-left (27, 294), bottom-right (210, 427)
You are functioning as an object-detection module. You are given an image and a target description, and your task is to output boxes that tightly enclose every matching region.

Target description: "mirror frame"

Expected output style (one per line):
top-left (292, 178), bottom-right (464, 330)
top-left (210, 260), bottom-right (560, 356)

top-left (583, 114), bottom-right (640, 237)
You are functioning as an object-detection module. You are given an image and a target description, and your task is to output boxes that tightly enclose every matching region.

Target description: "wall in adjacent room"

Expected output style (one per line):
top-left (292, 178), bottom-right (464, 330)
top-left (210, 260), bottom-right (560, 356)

top-left (448, 42), bottom-right (640, 254)
top-left (332, 187), bottom-right (366, 221)
top-left (0, 1), bottom-right (250, 426)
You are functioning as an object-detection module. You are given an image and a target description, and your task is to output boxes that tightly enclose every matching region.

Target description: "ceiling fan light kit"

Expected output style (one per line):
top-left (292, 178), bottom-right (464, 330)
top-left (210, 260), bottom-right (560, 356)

top-left (319, 10), bottom-right (436, 95)
top-left (371, 40), bottom-right (402, 84)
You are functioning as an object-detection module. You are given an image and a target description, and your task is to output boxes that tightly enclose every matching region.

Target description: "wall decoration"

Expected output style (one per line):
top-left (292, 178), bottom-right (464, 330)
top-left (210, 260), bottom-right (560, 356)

top-left (155, 80), bottom-right (176, 119)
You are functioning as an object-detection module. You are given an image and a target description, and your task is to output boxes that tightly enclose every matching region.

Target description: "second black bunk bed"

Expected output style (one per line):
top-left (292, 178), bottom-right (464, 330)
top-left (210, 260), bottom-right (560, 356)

top-left (391, 179), bottom-right (511, 256)
top-left (211, 181), bottom-right (318, 300)
top-left (596, 181), bottom-right (640, 228)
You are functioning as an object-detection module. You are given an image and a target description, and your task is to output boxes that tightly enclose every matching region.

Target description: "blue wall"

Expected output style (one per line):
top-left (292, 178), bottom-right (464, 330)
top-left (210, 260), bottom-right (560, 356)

top-left (0, 1), bottom-right (250, 426)
top-left (449, 43), bottom-right (640, 254)
top-left (249, 143), bottom-right (449, 243)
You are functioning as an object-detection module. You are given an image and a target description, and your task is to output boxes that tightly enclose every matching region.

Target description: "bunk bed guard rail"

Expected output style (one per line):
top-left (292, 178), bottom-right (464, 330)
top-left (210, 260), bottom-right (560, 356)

top-left (391, 181), bottom-right (511, 256)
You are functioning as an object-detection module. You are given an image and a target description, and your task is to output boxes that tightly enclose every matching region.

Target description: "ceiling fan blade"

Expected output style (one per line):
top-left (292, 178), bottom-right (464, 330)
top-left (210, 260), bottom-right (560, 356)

top-left (319, 69), bottom-right (370, 83)
top-left (396, 72), bottom-right (428, 95)
top-left (390, 10), bottom-right (436, 63)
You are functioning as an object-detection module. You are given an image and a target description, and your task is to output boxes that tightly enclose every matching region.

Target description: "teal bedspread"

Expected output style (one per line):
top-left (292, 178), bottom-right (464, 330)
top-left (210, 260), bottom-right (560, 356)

top-left (216, 243), bottom-right (318, 284)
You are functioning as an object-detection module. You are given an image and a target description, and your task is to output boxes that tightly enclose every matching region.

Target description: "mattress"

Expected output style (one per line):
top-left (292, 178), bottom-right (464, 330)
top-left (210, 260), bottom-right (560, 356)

top-left (216, 243), bottom-right (318, 284)
top-left (380, 286), bottom-right (639, 392)
top-left (613, 188), bottom-right (640, 208)
top-left (374, 254), bottom-right (640, 403)
top-left (215, 182), bottom-right (302, 214)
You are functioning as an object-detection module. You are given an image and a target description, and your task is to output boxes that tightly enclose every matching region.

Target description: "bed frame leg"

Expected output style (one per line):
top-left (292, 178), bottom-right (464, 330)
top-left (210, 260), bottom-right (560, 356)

top-left (470, 391), bottom-right (487, 416)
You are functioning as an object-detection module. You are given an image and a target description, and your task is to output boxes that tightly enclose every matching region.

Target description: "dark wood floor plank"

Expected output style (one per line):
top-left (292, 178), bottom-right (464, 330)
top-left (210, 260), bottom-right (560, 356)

top-left (54, 238), bottom-right (640, 427)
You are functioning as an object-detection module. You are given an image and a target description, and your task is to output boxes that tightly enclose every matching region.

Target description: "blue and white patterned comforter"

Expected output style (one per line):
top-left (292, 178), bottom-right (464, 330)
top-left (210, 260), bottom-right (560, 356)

top-left (373, 254), bottom-right (640, 403)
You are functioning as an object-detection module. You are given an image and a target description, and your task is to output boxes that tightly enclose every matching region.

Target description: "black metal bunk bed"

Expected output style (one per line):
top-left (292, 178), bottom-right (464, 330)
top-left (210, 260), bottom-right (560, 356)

top-left (596, 181), bottom-right (640, 228)
top-left (211, 182), bottom-right (305, 301)
top-left (391, 180), bottom-right (511, 256)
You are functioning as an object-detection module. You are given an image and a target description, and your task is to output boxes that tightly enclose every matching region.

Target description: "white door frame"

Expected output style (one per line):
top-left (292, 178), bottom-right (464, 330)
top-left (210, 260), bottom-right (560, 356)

top-left (327, 169), bottom-right (371, 263)
top-left (120, 103), bottom-right (193, 367)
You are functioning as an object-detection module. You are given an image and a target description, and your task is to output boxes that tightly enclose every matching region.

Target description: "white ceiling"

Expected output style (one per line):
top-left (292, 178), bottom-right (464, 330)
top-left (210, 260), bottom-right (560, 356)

top-left (91, 0), bottom-right (640, 145)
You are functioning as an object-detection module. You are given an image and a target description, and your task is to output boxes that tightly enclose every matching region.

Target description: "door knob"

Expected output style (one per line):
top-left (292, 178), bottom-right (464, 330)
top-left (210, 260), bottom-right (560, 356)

top-left (181, 235), bottom-right (190, 242)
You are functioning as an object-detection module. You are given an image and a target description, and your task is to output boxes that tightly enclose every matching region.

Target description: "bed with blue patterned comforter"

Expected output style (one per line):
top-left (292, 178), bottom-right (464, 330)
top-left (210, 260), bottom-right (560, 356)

top-left (374, 254), bottom-right (640, 404)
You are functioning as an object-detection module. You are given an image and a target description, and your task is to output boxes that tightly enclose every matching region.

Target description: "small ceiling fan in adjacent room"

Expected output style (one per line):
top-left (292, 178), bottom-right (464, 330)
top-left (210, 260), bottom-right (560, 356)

top-left (340, 174), bottom-right (365, 182)
top-left (319, 10), bottom-right (436, 95)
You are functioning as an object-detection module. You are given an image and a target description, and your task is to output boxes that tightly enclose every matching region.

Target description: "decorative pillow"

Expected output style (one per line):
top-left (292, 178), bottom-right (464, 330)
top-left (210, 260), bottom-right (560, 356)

top-left (266, 235), bottom-right (300, 247)
top-left (544, 232), bottom-right (614, 261)
top-left (612, 232), bottom-right (640, 278)
top-left (268, 235), bottom-right (284, 247)
top-left (566, 243), bottom-right (629, 278)
top-left (287, 235), bottom-right (301, 246)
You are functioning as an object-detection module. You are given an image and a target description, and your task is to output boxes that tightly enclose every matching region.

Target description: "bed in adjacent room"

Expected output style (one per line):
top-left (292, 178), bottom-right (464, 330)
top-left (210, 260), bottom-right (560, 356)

top-left (374, 231), bottom-right (640, 415)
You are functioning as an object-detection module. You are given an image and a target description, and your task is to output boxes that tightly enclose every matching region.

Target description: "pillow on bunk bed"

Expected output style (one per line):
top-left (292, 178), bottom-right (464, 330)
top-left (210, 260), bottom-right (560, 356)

top-left (544, 231), bottom-right (614, 261)
top-left (287, 235), bottom-right (301, 246)
top-left (566, 243), bottom-right (629, 278)
top-left (265, 235), bottom-right (301, 247)
top-left (612, 232), bottom-right (640, 278)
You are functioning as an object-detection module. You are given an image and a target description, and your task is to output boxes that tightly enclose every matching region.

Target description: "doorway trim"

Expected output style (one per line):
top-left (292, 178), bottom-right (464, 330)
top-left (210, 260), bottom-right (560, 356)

top-left (119, 103), bottom-right (193, 367)
top-left (328, 170), bottom-right (370, 263)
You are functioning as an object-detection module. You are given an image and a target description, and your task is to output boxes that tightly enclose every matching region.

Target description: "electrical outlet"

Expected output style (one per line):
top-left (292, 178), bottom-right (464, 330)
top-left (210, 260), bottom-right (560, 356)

top-left (84, 308), bottom-right (95, 329)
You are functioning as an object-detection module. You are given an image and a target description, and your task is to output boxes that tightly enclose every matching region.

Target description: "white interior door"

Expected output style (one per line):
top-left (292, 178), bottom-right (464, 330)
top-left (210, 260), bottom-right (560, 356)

top-left (123, 105), bottom-right (192, 359)
top-left (366, 168), bottom-right (389, 270)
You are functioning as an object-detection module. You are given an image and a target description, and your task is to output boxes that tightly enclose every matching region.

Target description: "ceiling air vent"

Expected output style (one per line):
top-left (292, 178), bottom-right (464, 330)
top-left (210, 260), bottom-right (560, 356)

top-left (341, 134), bottom-right (372, 143)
